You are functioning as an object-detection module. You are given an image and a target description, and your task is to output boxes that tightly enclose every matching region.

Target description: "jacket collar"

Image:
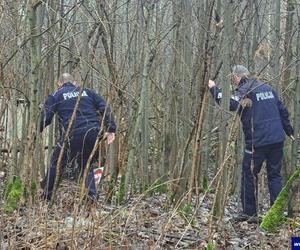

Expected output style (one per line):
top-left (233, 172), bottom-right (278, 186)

top-left (238, 76), bottom-right (258, 89)
top-left (62, 82), bottom-right (75, 87)
top-left (238, 76), bottom-right (250, 87)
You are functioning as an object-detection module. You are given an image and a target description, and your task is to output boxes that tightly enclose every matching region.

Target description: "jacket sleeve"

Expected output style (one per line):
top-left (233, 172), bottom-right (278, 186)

top-left (40, 95), bottom-right (57, 132)
top-left (209, 86), bottom-right (240, 111)
top-left (274, 92), bottom-right (294, 136)
top-left (91, 91), bottom-right (116, 133)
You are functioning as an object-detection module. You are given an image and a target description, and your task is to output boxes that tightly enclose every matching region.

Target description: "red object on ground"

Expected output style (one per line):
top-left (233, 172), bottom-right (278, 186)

top-left (94, 167), bottom-right (104, 185)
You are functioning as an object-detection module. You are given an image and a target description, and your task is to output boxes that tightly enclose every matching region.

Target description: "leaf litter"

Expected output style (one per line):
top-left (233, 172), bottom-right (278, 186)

top-left (0, 178), bottom-right (298, 249)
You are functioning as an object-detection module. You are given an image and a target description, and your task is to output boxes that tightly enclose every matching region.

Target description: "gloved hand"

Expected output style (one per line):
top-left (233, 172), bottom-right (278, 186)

top-left (240, 98), bottom-right (253, 108)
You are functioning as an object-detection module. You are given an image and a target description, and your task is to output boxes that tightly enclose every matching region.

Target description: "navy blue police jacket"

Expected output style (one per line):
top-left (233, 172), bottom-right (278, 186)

top-left (210, 77), bottom-right (293, 148)
top-left (40, 82), bottom-right (116, 135)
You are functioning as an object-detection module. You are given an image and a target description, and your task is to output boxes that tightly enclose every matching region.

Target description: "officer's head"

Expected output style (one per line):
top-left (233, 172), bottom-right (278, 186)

top-left (57, 73), bottom-right (74, 87)
top-left (231, 65), bottom-right (250, 86)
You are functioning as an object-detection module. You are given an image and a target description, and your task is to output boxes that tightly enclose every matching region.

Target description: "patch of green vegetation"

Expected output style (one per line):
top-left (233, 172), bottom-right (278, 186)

top-left (179, 203), bottom-right (194, 224)
top-left (151, 179), bottom-right (167, 194)
top-left (202, 176), bottom-right (214, 193)
top-left (30, 180), bottom-right (37, 200)
top-left (260, 166), bottom-right (300, 232)
top-left (168, 191), bottom-right (175, 203)
top-left (202, 176), bottom-right (209, 191)
top-left (116, 175), bottom-right (126, 203)
top-left (181, 203), bottom-right (192, 215)
top-left (4, 176), bottom-right (23, 213)
top-left (105, 177), bottom-right (115, 202)
top-left (161, 201), bottom-right (170, 211)
top-left (202, 175), bottom-right (215, 193)
top-left (206, 240), bottom-right (214, 250)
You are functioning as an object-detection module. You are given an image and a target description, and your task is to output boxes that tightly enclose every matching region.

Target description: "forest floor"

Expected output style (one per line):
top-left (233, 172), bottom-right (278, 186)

top-left (0, 175), bottom-right (299, 249)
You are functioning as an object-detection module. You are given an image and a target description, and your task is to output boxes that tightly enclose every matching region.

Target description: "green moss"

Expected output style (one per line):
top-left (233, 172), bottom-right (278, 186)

top-left (260, 187), bottom-right (288, 232)
top-left (260, 166), bottom-right (300, 232)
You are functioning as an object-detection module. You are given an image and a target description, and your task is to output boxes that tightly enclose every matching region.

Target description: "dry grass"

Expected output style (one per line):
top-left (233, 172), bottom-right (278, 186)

top-left (0, 179), bottom-right (296, 249)
top-left (1, 180), bottom-right (205, 249)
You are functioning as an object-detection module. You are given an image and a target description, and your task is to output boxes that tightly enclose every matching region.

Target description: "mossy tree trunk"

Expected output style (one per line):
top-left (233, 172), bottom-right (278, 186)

top-left (260, 166), bottom-right (300, 232)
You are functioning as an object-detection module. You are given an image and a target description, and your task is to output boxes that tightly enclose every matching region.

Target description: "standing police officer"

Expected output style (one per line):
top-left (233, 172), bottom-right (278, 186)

top-left (208, 65), bottom-right (294, 221)
top-left (40, 73), bottom-right (116, 201)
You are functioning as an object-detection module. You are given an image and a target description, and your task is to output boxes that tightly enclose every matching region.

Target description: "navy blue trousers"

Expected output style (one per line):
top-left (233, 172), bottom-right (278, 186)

top-left (241, 142), bottom-right (283, 216)
top-left (41, 129), bottom-right (100, 200)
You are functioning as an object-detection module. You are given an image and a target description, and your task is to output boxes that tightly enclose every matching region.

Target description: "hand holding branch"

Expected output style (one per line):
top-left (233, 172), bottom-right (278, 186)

top-left (104, 132), bottom-right (115, 145)
top-left (208, 79), bottom-right (216, 88)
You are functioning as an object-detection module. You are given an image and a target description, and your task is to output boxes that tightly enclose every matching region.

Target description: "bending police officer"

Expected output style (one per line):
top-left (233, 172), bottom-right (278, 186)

top-left (40, 73), bottom-right (116, 200)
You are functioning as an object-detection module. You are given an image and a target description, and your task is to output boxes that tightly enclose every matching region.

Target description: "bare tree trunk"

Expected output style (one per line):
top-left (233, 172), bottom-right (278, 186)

top-left (288, 7), bottom-right (300, 216)
top-left (81, 0), bottom-right (91, 86)
top-left (139, 4), bottom-right (153, 189)
top-left (249, 0), bottom-right (260, 71)
top-left (10, 1), bottom-right (19, 176)
top-left (44, 0), bottom-right (57, 178)
top-left (23, 0), bottom-right (42, 195)
top-left (271, 0), bottom-right (281, 90)
top-left (282, 0), bottom-right (295, 198)
top-left (211, 0), bottom-right (234, 219)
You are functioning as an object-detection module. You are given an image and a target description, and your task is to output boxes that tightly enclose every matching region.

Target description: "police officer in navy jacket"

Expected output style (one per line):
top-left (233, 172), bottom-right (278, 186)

top-left (40, 73), bottom-right (116, 201)
top-left (208, 65), bottom-right (294, 220)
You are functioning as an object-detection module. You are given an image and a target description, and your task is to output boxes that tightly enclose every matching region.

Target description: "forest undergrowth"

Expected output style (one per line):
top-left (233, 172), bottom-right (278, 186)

top-left (1, 172), bottom-right (299, 250)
